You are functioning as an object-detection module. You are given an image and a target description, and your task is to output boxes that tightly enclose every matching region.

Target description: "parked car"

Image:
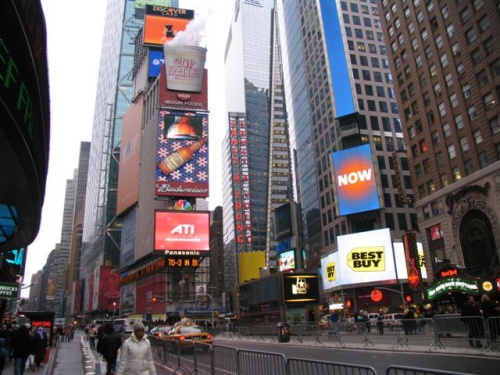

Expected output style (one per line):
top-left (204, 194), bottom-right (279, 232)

top-left (149, 325), bottom-right (172, 339)
top-left (163, 319), bottom-right (212, 352)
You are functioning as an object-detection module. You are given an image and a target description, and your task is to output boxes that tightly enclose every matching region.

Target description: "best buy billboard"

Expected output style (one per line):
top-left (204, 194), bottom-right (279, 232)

top-left (321, 229), bottom-right (427, 290)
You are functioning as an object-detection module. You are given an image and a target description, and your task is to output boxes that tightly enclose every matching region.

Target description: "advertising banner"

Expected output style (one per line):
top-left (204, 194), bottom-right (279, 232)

top-left (149, 49), bottom-right (164, 77)
top-left (155, 110), bottom-right (209, 197)
top-left (332, 144), bottom-right (380, 216)
top-left (283, 274), bottom-right (320, 303)
top-left (143, 5), bottom-right (194, 46)
top-left (116, 99), bottom-right (143, 215)
top-left (238, 251), bottom-right (266, 284)
top-left (154, 211), bottom-right (210, 253)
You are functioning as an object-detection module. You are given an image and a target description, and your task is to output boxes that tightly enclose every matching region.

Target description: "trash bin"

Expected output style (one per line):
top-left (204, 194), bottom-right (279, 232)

top-left (277, 322), bottom-right (290, 343)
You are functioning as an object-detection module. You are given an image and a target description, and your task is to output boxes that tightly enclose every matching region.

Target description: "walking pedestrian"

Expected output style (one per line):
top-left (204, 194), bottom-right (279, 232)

top-left (88, 325), bottom-right (98, 350)
top-left (11, 324), bottom-right (34, 375)
top-left (33, 327), bottom-right (48, 367)
top-left (116, 322), bottom-right (156, 375)
top-left (97, 323), bottom-right (123, 375)
top-left (480, 294), bottom-right (500, 341)
top-left (461, 295), bottom-right (484, 348)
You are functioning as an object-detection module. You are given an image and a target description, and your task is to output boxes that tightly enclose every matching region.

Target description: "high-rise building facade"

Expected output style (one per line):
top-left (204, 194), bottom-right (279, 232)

top-left (379, 0), bottom-right (500, 282)
top-left (222, 0), bottom-right (294, 290)
top-left (81, 0), bottom-right (144, 312)
top-left (276, 0), bottom-right (419, 309)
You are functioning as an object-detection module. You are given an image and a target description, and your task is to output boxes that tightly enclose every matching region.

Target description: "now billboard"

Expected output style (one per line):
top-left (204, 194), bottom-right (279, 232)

top-left (332, 144), bottom-right (381, 216)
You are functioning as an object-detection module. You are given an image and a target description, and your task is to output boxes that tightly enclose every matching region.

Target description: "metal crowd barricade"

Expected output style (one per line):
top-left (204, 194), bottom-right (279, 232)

top-left (484, 316), bottom-right (500, 352)
top-left (432, 315), bottom-right (484, 350)
top-left (386, 365), bottom-right (474, 375)
top-left (212, 344), bottom-right (238, 374)
top-left (288, 358), bottom-right (377, 375)
top-left (237, 349), bottom-right (287, 375)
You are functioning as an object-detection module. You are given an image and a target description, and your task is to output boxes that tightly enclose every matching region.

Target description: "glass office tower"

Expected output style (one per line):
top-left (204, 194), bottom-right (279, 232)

top-left (222, 0), bottom-right (294, 291)
top-left (276, 0), bottom-right (417, 294)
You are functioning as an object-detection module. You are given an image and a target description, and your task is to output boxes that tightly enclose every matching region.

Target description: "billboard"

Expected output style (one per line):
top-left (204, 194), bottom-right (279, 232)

top-left (155, 110), bottom-right (209, 197)
top-left (116, 99), bottom-right (143, 215)
top-left (154, 211), bottom-right (210, 252)
top-left (332, 144), bottom-right (380, 215)
top-left (238, 251), bottom-right (266, 284)
top-left (158, 66), bottom-right (208, 111)
top-left (277, 249), bottom-right (296, 272)
top-left (283, 274), bottom-right (320, 303)
top-left (149, 49), bottom-right (164, 77)
top-left (120, 209), bottom-right (137, 267)
top-left (320, 229), bottom-right (428, 290)
top-left (143, 5), bottom-right (194, 46)
top-left (274, 203), bottom-right (293, 241)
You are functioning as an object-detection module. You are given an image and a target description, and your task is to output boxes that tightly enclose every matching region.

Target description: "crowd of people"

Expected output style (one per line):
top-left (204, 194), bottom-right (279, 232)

top-left (0, 322), bottom-right (49, 374)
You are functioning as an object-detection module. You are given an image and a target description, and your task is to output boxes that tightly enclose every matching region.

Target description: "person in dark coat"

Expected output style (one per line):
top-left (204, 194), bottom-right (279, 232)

top-left (481, 294), bottom-right (500, 341)
top-left (461, 295), bottom-right (484, 347)
top-left (32, 327), bottom-right (48, 367)
top-left (11, 324), bottom-right (34, 375)
top-left (97, 323), bottom-right (123, 375)
top-left (0, 337), bottom-right (8, 374)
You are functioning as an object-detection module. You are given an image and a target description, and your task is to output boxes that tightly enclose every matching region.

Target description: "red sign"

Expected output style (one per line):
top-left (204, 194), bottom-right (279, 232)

top-left (371, 289), bottom-right (383, 302)
top-left (440, 268), bottom-right (458, 278)
top-left (154, 211), bottom-right (209, 252)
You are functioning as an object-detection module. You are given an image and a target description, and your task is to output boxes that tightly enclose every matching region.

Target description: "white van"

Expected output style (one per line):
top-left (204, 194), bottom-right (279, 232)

top-left (113, 318), bottom-right (148, 333)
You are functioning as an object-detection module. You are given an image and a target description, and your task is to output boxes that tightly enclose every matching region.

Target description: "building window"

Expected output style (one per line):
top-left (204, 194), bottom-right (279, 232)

top-left (479, 151), bottom-right (489, 168)
top-left (415, 164), bottom-right (423, 178)
top-left (450, 93), bottom-right (458, 108)
top-left (462, 84), bottom-right (471, 99)
top-left (468, 106), bottom-right (478, 121)
top-left (441, 5), bottom-right (449, 19)
top-left (427, 111), bottom-right (435, 125)
top-left (423, 92), bottom-right (431, 106)
top-left (484, 93), bottom-right (496, 110)
top-left (398, 214), bottom-right (408, 231)
top-left (455, 114), bottom-right (464, 130)
top-left (440, 173), bottom-right (448, 187)
top-left (452, 43), bottom-right (461, 56)
top-left (425, 46), bottom-right (433, 59)
top-left (485, 38), bottom-right (495, 56)
top-left (415, 55), bottom-right (422, 68)
top-left (464, 160), bottom-right (474, 176)
top-left (447, 24), bottom-right (455, 38)
top-left (471, 49), bottom-right (483, 65)
top-left (421, 28), bottom-right (428, 41)
top-left (491, 60), bottom-right (500, 77)
top-left (445, 73), bottom-right (453, 87)
top-left (473, 0), bottom-right (484, 11)
top-left (478, 16), bottom-right (490, 32)
top-left (440, 54), bottom-right (449, 68)
top-left (460, 136), bottom-right (469, 152)
top-left (385, 213), bottom-right (395, 230)
top-left (435, 35), bottom-right (443, 49)
top-left (443, 123), bottom-right (451, 137)
top-left (452, 167), bottom-right (461, 181)
top-left (427, 180), bottom-right (435, 194)
top-left (466, 28), bottom-right (477, 44)
top-left (474, 130), bottom-right (483, 144)
top-left (496, 143), bottom-right (500, 160)
top-left (448, 144), bottom-right (456, 159)
top-left (420, 140), bottom-right (428, 153)
top-left (438, 103), bottom-right (447, 117)
top-left (377, 86), bottom-right (385, 97)
top-left (460, 8), bottom-right (471, 24)
top-left (430, 64), bottom-right (437, 78)
top-left (457, 63), bottom-right (465, 77)
top-left (431, 131), bottom-right (439, 145)
top-left (408, 22), bottom-right (415, 35)
top-left (490, 116), bottom-right (500, 134)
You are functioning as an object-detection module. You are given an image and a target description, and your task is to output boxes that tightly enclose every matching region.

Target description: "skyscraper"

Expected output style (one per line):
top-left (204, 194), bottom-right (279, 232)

top-left (276, 0), bottom-right (419, 309)
top-left (222, 0), bottom-right (294, 290)
top-left (81, 0), bottom-right (144, 312)
top-left (379, 0), bottom-right (500, 281)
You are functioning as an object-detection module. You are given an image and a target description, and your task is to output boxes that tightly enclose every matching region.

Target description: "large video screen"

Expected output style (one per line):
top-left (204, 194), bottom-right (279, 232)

top-left (154, 211), bottom-right (209, 252)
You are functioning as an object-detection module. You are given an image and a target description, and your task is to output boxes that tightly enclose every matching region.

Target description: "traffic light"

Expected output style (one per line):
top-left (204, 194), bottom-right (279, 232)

top-left (405, 294), bottom-right (413, 303)
top-left (152, 296), bottom-right (158, 304)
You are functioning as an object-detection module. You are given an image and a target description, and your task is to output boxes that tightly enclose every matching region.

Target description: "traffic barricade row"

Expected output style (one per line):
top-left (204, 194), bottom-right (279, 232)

top-left (151, 340), bottom-right (474, 375)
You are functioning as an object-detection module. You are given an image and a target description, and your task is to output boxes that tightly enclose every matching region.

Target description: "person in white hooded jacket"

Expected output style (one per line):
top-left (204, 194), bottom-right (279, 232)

top-left (115, 322), bottom-right (156, 375)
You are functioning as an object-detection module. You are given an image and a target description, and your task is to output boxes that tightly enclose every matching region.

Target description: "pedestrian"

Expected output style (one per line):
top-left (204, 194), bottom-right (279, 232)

top-left (88, 325), bottom-right (98, 349)
top-left (116, 322), bottom-right (156, 375)
top-left (32, 327), bottom-right (48, 367)
top-left (377, 315), bottom-right (384, 335)
top-left (480, 294), bottom-right (500, 341)
top-left (10, 324), bottom-right (34, 375)
top-left (0, 337), bottom-right (8, 374)
top-left (4, 323), bottom-right (15, 360)
top-left (329, 310), bottom-right (340, 336)
top-left (97, 323), bottom-right (123, 375)
top-left (461, 295), bottom-right (484, 348)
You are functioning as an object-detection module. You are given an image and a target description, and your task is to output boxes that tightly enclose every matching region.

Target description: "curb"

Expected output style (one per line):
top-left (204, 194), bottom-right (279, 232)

top-left (81, 336), bottom-right (97, 375)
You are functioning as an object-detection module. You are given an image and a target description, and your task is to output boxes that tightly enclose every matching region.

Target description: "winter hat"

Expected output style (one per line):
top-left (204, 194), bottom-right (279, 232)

top-left (133, 322), bottom-right (145, 331)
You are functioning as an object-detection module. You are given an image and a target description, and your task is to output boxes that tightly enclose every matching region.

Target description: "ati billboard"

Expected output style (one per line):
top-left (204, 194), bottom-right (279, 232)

top-left (154, 211), bottom-right (210, 253)
top-left (155, 110), bottom-right (209, 197)
top-left (332, 144), bottom-right (380, 216)
top-left (143, 5), bottom-right (194, 46)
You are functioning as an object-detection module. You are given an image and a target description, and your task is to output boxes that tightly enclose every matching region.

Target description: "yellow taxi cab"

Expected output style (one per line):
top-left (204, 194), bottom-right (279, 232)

top-left (163, 318), bottom-right (212, 352)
